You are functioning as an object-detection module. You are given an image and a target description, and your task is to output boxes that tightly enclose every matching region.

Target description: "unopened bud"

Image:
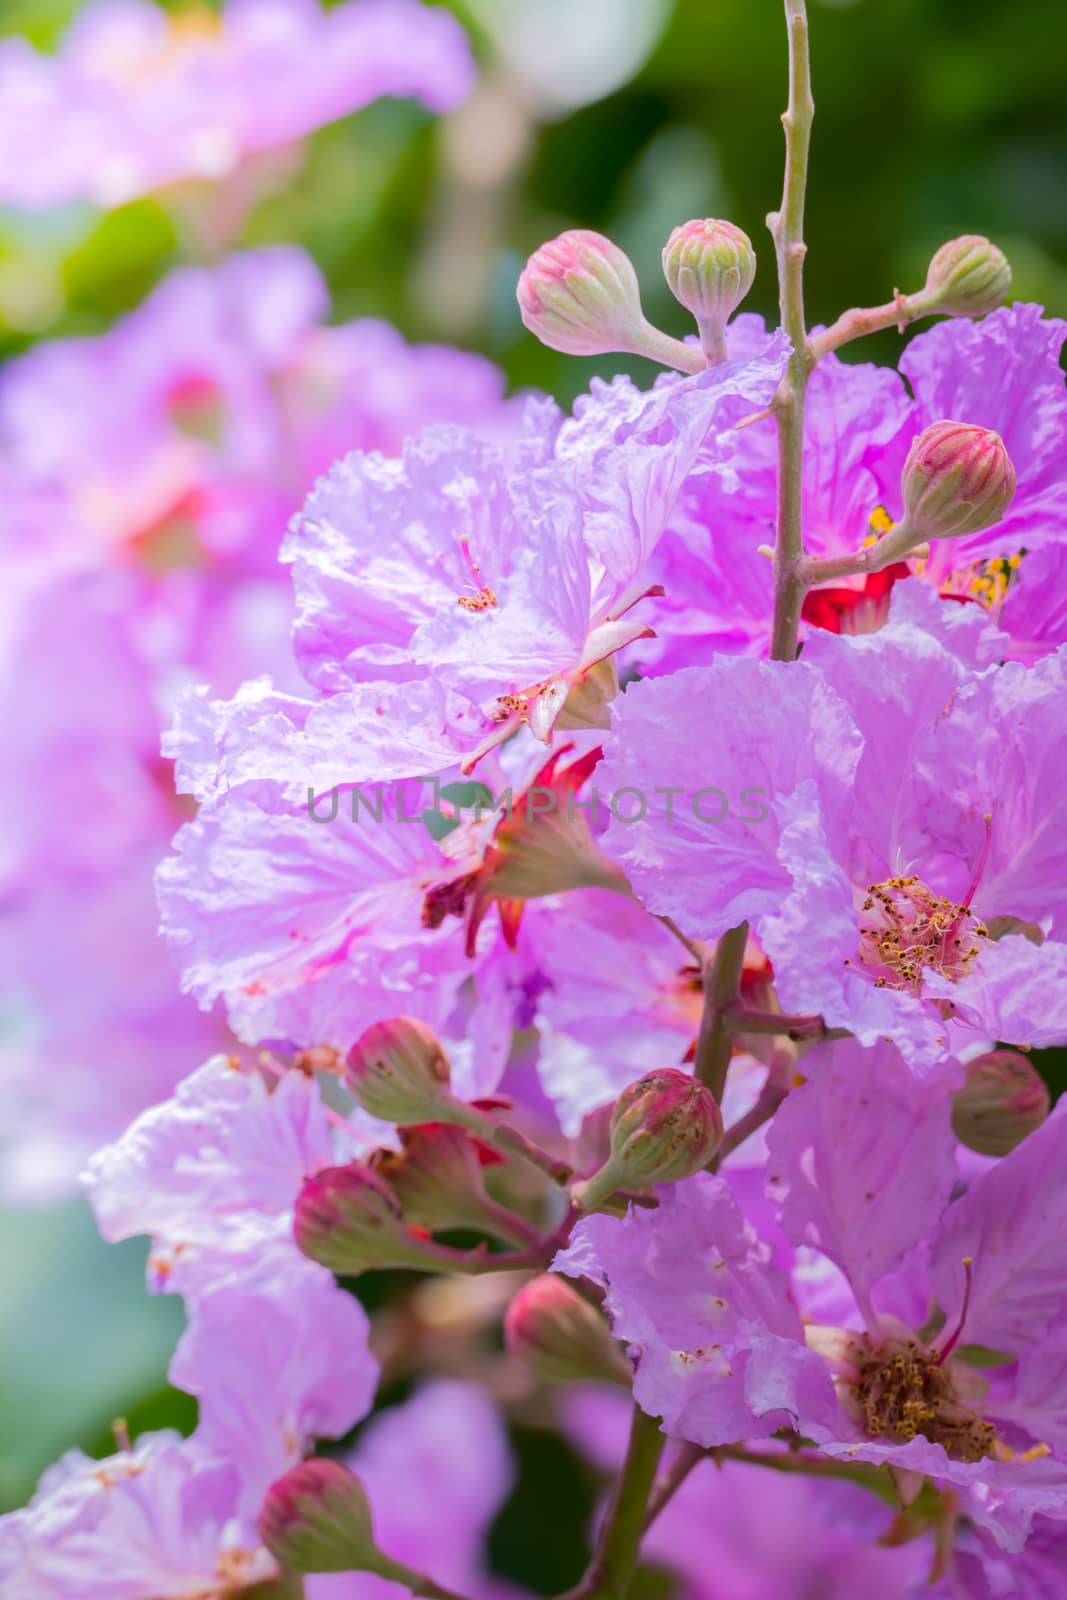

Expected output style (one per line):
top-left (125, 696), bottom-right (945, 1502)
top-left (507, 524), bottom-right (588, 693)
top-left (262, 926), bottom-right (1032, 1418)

top-left (574, 1069), bottom-right (722, 1212)
top-left (258, 1460), bottom-right (380, 1574)
top-left (951, 1050), bottom-right (1050, 1157)
top-left (662, 218), bottom-right (756, 363)
top-left (923, 235), bottom-right (1011, 319)
top-left (505, 1275), bottom-right (631, 1386)
top-left (346, 1017), bottom-right (454, 1125)
top-left (517, 230), bottom-right (703, 373)
top-left (294, 1162), bottom-right (447, 1275)
top-left (901, 420), bottom-right (1016, 542)
top-left (609, 1068), bottom-right (724, 1181)
top-left (371, 1123), bottom-right (527, 1244)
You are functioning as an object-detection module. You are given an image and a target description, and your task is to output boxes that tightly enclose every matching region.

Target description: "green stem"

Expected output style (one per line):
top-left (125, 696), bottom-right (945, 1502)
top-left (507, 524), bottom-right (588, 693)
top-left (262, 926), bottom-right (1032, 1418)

top-left (768, 0), bottom-right (815, 663)
top-left (809, 287), bottom-right (939, 359)
top-left (629, 324), bottom-right (708, 374)
top-left (798, 516), bottom-right (924, 585)
top-left (714, 1444), bottom-right (900, 1508)
top-left (375, 1555), bottom-right (479, 1600)
top-left (569, 1406), bottom-right (667, 1600)
top-left (693, 923), bottom-right (749, 1103)
top-left (451, 1103), bottom-right (573, 1186)
top-left (722, 1004), bottom-right (849, 1041)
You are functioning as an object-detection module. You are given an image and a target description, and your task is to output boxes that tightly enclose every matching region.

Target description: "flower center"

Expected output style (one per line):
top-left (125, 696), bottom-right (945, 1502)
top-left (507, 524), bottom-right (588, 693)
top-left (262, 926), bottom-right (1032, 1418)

top-left (421, 872), bottom-right (477, 931)
top-left (856, 875), bottom-right (988, 995)
top-left (937, 550), bottom-right (1026, 611)
top-left (853, 1337), bottom-right (995, 1463)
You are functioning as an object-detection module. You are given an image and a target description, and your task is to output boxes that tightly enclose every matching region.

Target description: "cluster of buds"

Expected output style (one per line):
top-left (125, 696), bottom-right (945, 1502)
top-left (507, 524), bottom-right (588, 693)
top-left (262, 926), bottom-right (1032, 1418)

top-left (518, 217), bottom-right (757, 373)
top-left (296, 1018), bottom-right (557, 1275)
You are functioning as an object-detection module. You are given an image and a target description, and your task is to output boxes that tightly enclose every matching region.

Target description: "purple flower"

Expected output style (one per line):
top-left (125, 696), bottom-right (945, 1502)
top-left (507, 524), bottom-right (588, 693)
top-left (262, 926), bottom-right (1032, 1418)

top-left (274, 331), bottom-right (790, 778)
top-left (0, 0), bottom-right (474, 211)
top-left (0, 248), bottom-right (514, 1196)
top-left (0, 1432), bottom-right (277, 1598)
top-left (636, 307), bottom-right (1067, 668)
top-left (600, 590), bottom-right (1067, 1069)
top-left (553, 1173), bottom-right (839, 1446)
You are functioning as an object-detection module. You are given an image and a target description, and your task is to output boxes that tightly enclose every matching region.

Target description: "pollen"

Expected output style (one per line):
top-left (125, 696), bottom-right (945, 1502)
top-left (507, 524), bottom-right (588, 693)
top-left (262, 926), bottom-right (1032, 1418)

top-left (857, 875), bottom-right (988, 996)
top-left (457, 586), bottom-right (498, 612)
top-left (489, 692), bottom-right (528, 723)
top-left (940, 549), bottom-right (1027, 610)
top-left (853, 1338), bottom-right (995, 1463)
top-left (868, 503), bottom-right (895, 537)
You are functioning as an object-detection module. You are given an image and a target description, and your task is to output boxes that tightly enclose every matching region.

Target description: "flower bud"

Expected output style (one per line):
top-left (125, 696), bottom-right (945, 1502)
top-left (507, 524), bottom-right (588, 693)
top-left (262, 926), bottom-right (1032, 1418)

top-left (517, 230), bottom-right (645, 357)
top-left (574, 1069), bottom-right (722, 1212)
top-left (258, 1459), bottom-right (382, 1574)
top-left (609, 1068), bottom-right (724, 1182)
top-left (951, 1050), bottom-right (1050, 1157)
top-left (517, 230), bottom-right (703, 372)
top-left (900, 420), bottom-right (1016, 542)
top-left (294, 1162), bottom-right (446, 1275)
top-left (505, 1275), bottom-right (631, 1386)
top-left (346, 1017), bottom-right (454, 1125)
top-left (371, 1123), bottom-right (523, 1242)
top-left (662, 218), bottom-right (756, 362)
top-left (923, 235), bottom-right (1011, 319)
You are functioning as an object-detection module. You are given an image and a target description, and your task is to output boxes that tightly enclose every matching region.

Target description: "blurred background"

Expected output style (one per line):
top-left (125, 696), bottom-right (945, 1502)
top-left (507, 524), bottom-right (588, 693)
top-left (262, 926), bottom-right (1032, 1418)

top-left (1, 0), bottom-right (1065, 1575)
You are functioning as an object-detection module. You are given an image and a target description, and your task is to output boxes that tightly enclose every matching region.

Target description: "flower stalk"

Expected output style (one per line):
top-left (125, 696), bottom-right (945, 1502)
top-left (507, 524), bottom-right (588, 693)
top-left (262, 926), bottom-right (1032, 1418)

top-left (768, 0), bottom-right (816, 664)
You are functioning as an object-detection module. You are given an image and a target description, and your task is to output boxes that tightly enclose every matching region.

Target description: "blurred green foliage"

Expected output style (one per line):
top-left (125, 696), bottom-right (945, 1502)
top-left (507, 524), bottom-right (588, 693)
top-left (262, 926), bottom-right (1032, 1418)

top-left (1, 0), bottom-right (1065, 1535)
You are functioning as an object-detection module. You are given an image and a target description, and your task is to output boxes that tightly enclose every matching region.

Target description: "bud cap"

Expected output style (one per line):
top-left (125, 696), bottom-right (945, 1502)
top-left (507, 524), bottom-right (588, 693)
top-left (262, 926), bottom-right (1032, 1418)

top-left (952, 1050), bottom-right (1050, 1157)
top-left (258, 1459), bottom-right (380, 1574)
top-left (924, 235), bottom-right (1011, 319)
top-left (901, 420), bottom-right (1016, 541)
top-left (662, 218), bottom-right (756, 361)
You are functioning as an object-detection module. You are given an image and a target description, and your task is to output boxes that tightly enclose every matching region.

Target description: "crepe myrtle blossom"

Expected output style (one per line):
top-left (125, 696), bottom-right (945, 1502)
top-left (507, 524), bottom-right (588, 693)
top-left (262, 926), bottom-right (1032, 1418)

top-left (0, 249), bottom-right (514, 1199)
top-left (85, 1053), bottom-right (350, 1292)
top-left (85, 1058), bottom-right (380, 1513)
top-left (158, 744), bottom-right (627, 1076)
top-left (600, 586), bottom-right (1067, 1070)
top-left (632, 304), bottom-right (1067, 669)
top-left (557, 1038), bottom-right (1067, 1553)
top-left (0, 1432), bottom-right (282, 1600)
top-left (0, 0), bottom-right (474, 213)
top-left (246, 327), bottom-right (791, 785)
top-left (0, 245), bottom-right (511, 701)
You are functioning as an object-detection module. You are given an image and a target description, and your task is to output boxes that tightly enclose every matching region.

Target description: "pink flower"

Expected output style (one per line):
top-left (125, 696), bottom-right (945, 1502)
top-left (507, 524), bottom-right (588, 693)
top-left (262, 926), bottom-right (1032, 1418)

top-left (0, 0), bottom-right (474, 211)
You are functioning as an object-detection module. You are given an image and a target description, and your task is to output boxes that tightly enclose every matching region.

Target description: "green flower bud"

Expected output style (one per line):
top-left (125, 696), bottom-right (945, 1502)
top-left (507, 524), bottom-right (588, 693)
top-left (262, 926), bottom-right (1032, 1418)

top-left (294, 1162), bottom-right (447, 1275)
top-left (923, 235), bottom-right (1011, 319)
top-left (573, 1069), bottom-right (722, 1212)
top-left (258, 1460), bottom-right (381, 1575)
top-left (662, 218), bottom-right (756, 362)
top-left (901, 420), bottom-right (1016, 542)
top-left (346, 1017), bottom-right (454, 1125)
top-left (952, 1050), bottom-right (1050, 1157)
top-left (505, 1274), bottom-right (631, 1386)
